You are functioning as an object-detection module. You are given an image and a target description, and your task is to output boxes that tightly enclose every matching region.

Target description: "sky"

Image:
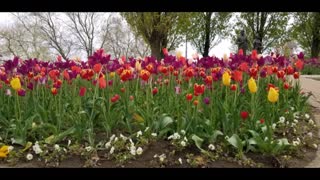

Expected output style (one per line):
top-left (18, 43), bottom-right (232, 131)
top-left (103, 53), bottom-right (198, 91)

top-left (0, 12), bottom-right (232, 59)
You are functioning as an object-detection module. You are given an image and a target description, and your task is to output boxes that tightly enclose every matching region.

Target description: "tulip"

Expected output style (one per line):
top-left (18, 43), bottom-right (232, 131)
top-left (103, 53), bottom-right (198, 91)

top-left (268, 87), bottom-right (279, 103)
top-left (248, 77), bottom-right (257, 93)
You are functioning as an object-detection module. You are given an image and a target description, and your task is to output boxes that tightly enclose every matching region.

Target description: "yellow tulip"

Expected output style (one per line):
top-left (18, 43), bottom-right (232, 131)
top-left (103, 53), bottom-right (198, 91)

top-left (0, 145), bottom-right (9, 158)
top-left (10, 77), bottom-right (21, 91)
top-left (109, 72), bottom-right (115, 78)
top-left (222, 72), bottom-right (231, 86)
top-left (268, 87), bottom-right (279, 103)
top-left (248, 77), bottom-right (257, 93)
top-left (135, 61), bottom-right (142, 72)
top-left (176, 51), bottom-right (182, 59)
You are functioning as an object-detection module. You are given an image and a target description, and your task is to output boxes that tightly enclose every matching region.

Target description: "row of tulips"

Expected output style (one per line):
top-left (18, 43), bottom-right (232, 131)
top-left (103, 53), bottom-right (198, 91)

top-left (0, 49), bottom-right (311, 155)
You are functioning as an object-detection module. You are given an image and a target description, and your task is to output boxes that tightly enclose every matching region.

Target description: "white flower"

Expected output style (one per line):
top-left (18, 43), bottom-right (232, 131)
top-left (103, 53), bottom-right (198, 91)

top-left (32, 122), bottom-right (37, 129)
top-left (120, 134), bottom-right (127, 141)
top-left (136, 147), bottom-right (143, 155)
top-left (293, 112), bottom-right (300, 118)
top-left (8, 146), bottom-right (14, 152)
top-left (293, 119), bottom-right (298, 123)
top-left (293, 128), bottom-right (297, 133)
top-left (32, 142), bottom-right (43, 154)
top-left (173, 133), bottom-right (181, 140)
top-left (208, 144), bottom-right (215, 151)
top-left (114, 137), bottom-right (119, 142)
top-left (180, 141), bottom-right (186, 147)
top-left (292, 141), bottom-right (300, 146)
top-left (286, 121), bottom-right (289, 125)
top-left (63, 148), bottom-right (67, 153)
top-left (11, 138), bottom-right (16, 144)
top-left (144, 127), bottom-right (150, 132)
top-left (159, 154), bottom-right (166, 162)
top-left (109, 146), bottom-right (115, 154)
top-left (130, 149), bottom-right (136, 156)
top-left (305, 114), bottom-right (310, 119)
top-left (151, 133), bottom-right (157, 137)
top-left (308, 119), bottom-right (314, 125)
top-left (109, 134), bottom-right (116, 141)
top-left (290, 106), bottom-right (295, 111)
top-left (180, 130), bottom-right (186, 135)
top-left (105, 142), bottom-right (111, 149)
top-left (264, 137), bottom-right (268, 141)
top-left (313, 144), bottom-right (318, 149)
top-left (85, 146), bottom-right (93, 152)
top-left (279, 116), bottom-right (285, 123)
top-left (168, 135), bottom-right (173, 140)
top-left (261, 126), bottom-right (267, 132)
top-left (307, 132), bottom-right (313, 138)
top-left (129, 138), bottom-right (134, 144)
top-left (297, 138), bottom-right (301, 142)
top-left (153, 154), bottom-right (158, 158)
top-left (272, 123), bottom-right (276, 130)
top-left (178, 158), bottom-right (183, 165)
top-left (184, 137), bottom-right (188, 142)
top-left (291, 123), bottom-right (296, 127)
top-left (54, 144), bottom-right (60, 151)
top-left (67, 140), bottom-right (71, 146)
top-left (137, 131), bottom-right (143, 138)
top-left (26, 153), bottom-right (33, 161)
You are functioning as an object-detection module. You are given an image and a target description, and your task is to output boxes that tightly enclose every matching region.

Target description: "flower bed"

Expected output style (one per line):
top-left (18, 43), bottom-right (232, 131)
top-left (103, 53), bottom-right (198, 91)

top-left (0, 49), bottom-right (318, 167)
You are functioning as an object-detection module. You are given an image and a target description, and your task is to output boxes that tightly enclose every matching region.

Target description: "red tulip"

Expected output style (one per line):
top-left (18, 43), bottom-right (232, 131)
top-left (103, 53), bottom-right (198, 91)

top-left (283, 83), bottom-right (290, 90)
top-left (230, 84), bottom-right (237, 91)
top-left (186, 93), bottom-right (193, 101)
top-left (79, 87), bottom-right (86, 96)
top-left (293, 72), bottom-right (299, 79)
top-left (232, 70), bottom-right (243, 82)
top-left (93, 63), bottom-right (102, 73)
top-left (238, 49), bottom-right (243, 56)
top-left (51, 88), bottom-right (58, 95)
top-left (260, 119), bottom-right (265, 124)
top-left (99, 77), bottom-right (106, 89)
top-left (295, 59), bottom-right (304, 70)
top-left (162, 48), bottom-right (168, 56)
top-left (152, 87), bottom-right (158, 95)
top-left (194, 83), bottom-right (205, 96)
top-left (240, 111), bottom-right (249, 120)
top-left (193, 100), bottom-right (199, 106)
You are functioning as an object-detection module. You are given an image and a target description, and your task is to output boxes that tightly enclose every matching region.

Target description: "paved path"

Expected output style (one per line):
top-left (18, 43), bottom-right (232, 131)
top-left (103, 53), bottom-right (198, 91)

top-left (299, 75), bottom-right (320, 167)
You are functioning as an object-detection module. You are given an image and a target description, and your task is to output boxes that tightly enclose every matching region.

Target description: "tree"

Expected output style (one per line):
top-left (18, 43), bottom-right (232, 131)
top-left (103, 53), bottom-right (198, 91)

top-left (0, 20), bottom-right (53, 60)
top-left (291, 12), bottom-right (320, 58)
top-left (121, 12), bottom-right (190, 59)
top-left (188, 12), bottom-right (231, 57)
top-left (232, 12), bottom-right (289, 54)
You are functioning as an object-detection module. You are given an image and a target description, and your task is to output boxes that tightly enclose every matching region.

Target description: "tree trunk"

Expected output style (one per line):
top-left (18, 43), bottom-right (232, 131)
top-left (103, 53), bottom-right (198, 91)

top-left (311, 13), bottom-right (320, 58)
top-left (203, 12), bottom-right (212, 57)
top-left (150, 39), bottom-right (161, 60)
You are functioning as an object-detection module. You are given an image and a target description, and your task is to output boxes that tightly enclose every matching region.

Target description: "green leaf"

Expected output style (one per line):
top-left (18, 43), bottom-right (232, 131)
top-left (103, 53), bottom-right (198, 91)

top-left (227, 134), bottom-right (243, 150)
top-left (210, 130), bottom-right (224, 143)
top-left (160, 116), bottom-right (173, 129)
top-left (191, 134), bottom-right (204, 151)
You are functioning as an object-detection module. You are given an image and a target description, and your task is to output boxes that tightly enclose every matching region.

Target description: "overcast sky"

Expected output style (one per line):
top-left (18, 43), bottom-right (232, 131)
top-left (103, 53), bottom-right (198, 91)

top-left (0, 12), bottom-right (232, 59)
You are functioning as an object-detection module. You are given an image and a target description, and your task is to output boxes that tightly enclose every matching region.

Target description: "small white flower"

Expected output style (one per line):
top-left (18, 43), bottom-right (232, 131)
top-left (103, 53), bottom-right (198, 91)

top-left (130, 149), bottom-right (136, 156)
top-left (105, 142), bottom-right (111, 149)
top-left (114, 137), bottom-right (119, 142)
top-left (159, 154), bottom-right (166, 162)
top-left (180, 130), bottom-right (186, 135)
top-left (67, 140), bottom-right (71, 146)
top-left (291, 123), bottom-right (296, 127)
top-left (261, 126), bottom-right (267, 132)
top-left (54, 144), bottom-right (60, 151)
top-left (137, 131), bottom-right (143, 138)
top-left (184, 137), bottom-right (188, 142)
top-left (178, 158), bottom-right (183, 165)
top-left (208, 144), bottom-right (215, 151)
top-left (293, 119), bottom-right (298, 123)
top-left (63, 148), bottom-right (67, 153)
top-left (297, 138), bottom-right (301, 142)
top-left (305, 114), bottom-right (310, 119)
top-left (293, 128), bottom-right (297, 133)
top-left (286, 121), bottom-right (289, 125)
top-left (272, 123), bottom-right (276, 130)
top-left (264, 137), bottom-right (268, 141)
top-left (151, 133), bottom-right (157, 137)
top-left (109, 134), bottom-right (116, 141)
top-left (180, 141), bottom-right (186, 147)
top-left (313, 144), bottom-right (318, 149)
top-left (173, 133), bottom-right (181, 140)
top-left (32, 122), bottom-right (37, 129)
top-left (307, 132), bottom-right (313, 138)
top-left (120, 134), bottom-right (127, 141)
top-left (129, 138), bottom-right (134, 144)
top-left (290, 106), bottom-right (295, 111)
top-left (109, 146), bottom-right (115, 154)
top-left (308, 119), bottom-right (314, 125)
top-left (144, 127), bottom-right (150, 132)
top-left (292, 141), bottom-right (300, 146)
top-left (32, 142), bottom-right (43, 154)
top-left (26, 153), bottom-right (33, 161)
top-left (85, 146), bottom-right (93, 152)
top-left (11, 138), bottom-right (16, 144)
top-left (279, 116), bottom-right (285, 123)
top-left (153, 154), bottom-right (158, 158)
top-left (136, 147), bottom-right (143, 155)
top-left (293, 112), bottom-right (300, 118)
top-left (8, 146), bottom-right (14, 152)
top-left (168, 135), bottom-right (173, 140)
